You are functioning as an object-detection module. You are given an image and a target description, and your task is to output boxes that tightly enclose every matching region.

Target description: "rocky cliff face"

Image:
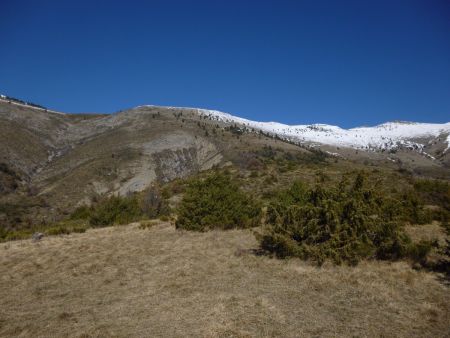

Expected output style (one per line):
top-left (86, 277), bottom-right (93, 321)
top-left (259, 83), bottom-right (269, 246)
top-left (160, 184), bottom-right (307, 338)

top-left (0, 102), bottom-right (241, 212)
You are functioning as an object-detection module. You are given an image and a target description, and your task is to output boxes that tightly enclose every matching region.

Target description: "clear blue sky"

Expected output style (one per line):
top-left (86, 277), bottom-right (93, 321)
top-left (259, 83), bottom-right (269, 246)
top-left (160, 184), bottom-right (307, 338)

top-left (1, 0), bottom-right (449, 127)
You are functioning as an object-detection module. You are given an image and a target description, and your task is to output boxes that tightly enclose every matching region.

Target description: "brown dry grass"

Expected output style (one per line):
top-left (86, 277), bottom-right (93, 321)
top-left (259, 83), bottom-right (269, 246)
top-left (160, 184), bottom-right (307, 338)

top-left (0, 223), bottom-right (449, 338)
top-left (405, 221), bottom-right (448, 246)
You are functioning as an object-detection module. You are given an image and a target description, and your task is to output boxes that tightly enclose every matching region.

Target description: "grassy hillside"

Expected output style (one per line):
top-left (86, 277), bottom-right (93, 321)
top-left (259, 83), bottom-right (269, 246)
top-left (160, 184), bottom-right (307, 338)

top-left (1, 101), bottom-right (449, 235)
top-left (0, 222), bottom-right (448, 337)
top-left (1, 101), bottom-right (449, 337)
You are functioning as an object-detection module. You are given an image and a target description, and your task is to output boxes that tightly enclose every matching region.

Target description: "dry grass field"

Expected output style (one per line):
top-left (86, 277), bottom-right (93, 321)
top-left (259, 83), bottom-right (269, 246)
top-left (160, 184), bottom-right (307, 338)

top-left (0, 222), bottom-right (449, 338)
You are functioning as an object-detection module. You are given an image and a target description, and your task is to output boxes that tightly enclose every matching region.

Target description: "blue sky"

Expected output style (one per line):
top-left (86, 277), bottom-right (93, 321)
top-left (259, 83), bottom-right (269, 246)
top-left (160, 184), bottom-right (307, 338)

top-left (1, 0), bottom-right (449, 127)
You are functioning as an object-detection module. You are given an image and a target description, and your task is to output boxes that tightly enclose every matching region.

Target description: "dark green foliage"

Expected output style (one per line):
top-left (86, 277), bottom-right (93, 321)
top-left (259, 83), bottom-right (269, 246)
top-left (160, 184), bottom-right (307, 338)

top-left (49, 219), bottom-right (89, 235)
top-left (176, 173), bottom-right (261, 231)
top-left (413, 179), bottom-right (450, 223)
top-left (70, 205), bottom-right (92, 220)
top-left (259, 173), bottom-right (430, 265)
top-left (0, 197), bottom-right (48, 230)
top-left (1, 194), bottom-right (146, 241)
top-left (400, 192), bottom-right (434, 225)
top-left (46, 225), bottom-right (73, 236)
top-left (0, 226), bottom-right (9, 241)
top-left (70, 187), bottom-right (170, 228)
top-left (161, 178), bottom-right (185, 199)
top-left (413, 179), bottom-right (450, 210)
top-left (0, 219), bottom-right (89, 242)
top-left (89, 195), bottom-right (142, 227)
top-left (0, 228), bottom-right (33, 242)
top-left (407, 240), bottom-right (435, 265)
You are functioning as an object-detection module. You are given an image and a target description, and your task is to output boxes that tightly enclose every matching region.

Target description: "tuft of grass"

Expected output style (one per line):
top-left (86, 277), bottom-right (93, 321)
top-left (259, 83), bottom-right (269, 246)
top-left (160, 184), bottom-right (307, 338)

top-left (0, 219), bottom-right (89, 242)
top-left (159, 215), bottom-right (170, 222)
top-left (139, 220), bottom-right (159, 230)
top-left (46, 225), bottom-right (72, 236)
top-left (46, 219), bottom-right (89, 236)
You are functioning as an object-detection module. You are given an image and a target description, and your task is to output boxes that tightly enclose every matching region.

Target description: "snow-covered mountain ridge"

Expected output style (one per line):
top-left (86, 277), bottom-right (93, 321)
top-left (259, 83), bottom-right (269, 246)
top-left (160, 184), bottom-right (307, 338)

top-left (195, 108), bottom-right (450, 152)
top-left (143, 106), bottom-right (450, 153)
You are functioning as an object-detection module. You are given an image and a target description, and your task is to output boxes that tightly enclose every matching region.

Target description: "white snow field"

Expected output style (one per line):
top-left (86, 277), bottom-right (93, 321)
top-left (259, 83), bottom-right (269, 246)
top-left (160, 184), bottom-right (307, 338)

top-left (193, 108), bottom-right (450, 152)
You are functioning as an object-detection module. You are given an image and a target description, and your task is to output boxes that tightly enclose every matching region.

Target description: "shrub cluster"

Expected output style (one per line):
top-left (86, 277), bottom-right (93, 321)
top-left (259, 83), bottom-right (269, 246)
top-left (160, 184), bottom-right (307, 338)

top-left (400, 191), bottom-right (434, 225)
top-left (88, 195), bottom-right (142, 227)
top-left (1, 185), bottom-right (171, 241)
top-left (71, 185), bottom-right (170, 227)
top-left (259, 173), bottom-right (432, 265)
top-left (70, 195), bottom-right (141, 226)
top-left (175, 173), bottom-right (261, 231)
top-left (254, 146), bottom-right (328, 167)
top-left (414, 179), bottom-right (450, 209)
top-left (413, 179), bottom-right (450, 223)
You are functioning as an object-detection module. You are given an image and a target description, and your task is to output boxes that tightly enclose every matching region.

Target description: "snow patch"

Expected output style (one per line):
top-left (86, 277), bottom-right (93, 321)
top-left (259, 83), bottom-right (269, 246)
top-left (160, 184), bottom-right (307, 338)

top-left (196, 109), bottom-right (450, 152)
top-left (136, 105), bottom-right (450, 153)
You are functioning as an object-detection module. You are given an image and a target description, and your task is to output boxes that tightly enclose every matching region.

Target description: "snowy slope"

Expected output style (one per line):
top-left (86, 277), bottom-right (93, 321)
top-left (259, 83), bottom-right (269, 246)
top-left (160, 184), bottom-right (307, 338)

top-left (195, 108), bottom-right (450, 152)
